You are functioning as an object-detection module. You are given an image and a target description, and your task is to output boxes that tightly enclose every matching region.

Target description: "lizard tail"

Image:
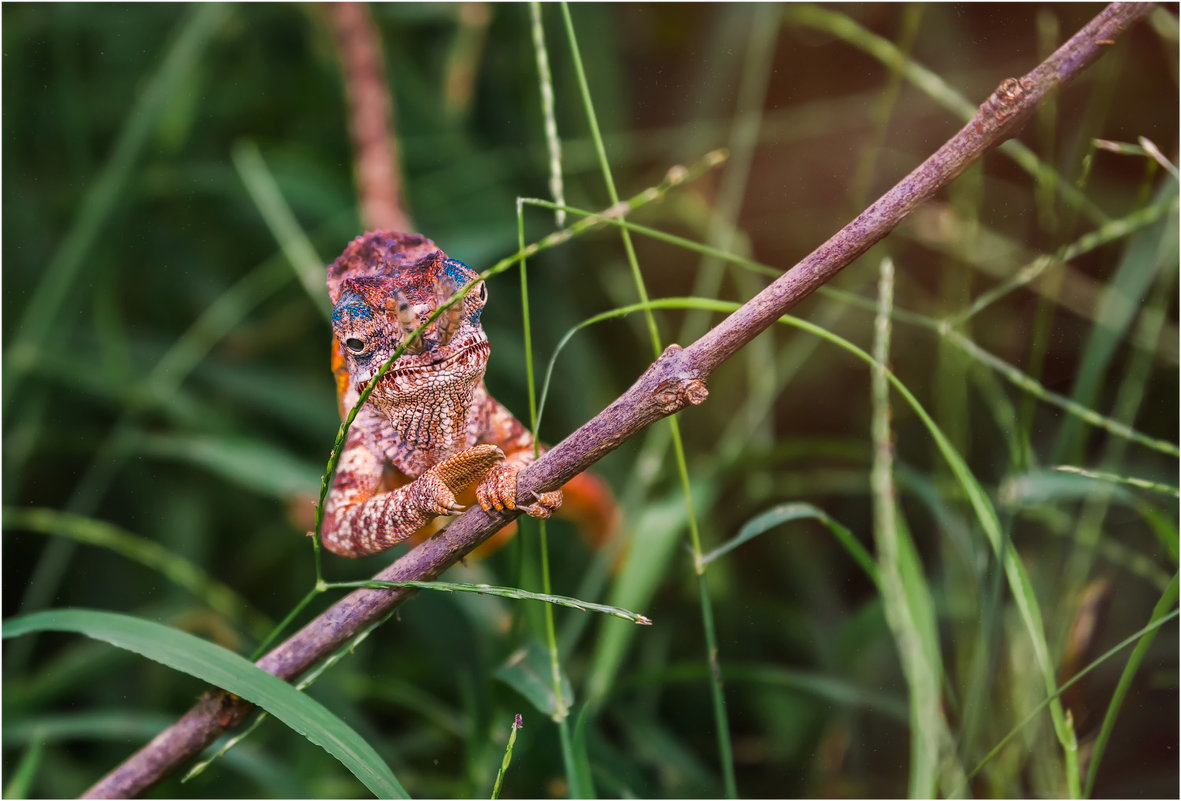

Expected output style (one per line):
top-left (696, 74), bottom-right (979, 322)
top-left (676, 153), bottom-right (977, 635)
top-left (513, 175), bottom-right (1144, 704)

top-left (328, 2), bottom-right (413, 233)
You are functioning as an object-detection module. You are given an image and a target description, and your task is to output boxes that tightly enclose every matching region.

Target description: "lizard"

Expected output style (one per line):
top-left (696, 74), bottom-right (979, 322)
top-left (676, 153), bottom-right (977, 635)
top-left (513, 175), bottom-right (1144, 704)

top-left (321, 230), bottom-right (564, 557)
top-left (322, 4), bottom-right (615, 558)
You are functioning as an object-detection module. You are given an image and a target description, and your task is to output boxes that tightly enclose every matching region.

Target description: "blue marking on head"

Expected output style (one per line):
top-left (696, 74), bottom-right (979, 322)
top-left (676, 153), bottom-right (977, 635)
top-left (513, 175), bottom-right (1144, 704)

top-left (442, 259), bottom-right (484, 325)
top-left (332, 290), bottom-right (373, 325)
top-left (443, 258), bottom-right (473, 286)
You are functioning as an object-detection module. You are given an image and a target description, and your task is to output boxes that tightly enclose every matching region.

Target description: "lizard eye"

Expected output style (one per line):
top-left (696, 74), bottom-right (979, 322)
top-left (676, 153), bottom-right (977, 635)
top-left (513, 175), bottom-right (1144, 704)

top-left (476, 282), bottom-right (487, 302)
top-left (344, 337), bottom-right (366, 353)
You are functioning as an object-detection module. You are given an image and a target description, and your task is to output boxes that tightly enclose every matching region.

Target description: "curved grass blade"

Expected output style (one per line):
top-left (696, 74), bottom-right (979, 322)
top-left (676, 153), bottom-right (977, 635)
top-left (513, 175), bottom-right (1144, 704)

top-left (525, 200), bottom-right (1178, 460)
top-left (3, 4), bottom-right (230, 409)
top-left (548, 296), bottom-right (1081, 775)
top-left (4, 735), bottom-right (45, 800)
top-left (1083, 572), bottom-right (1179, 797)
top-left (701, 502), bottom-right (878, 585)
top-left (2, 711), bottom-right (303, 798)
top-left (1050, 465), bottom-right (1179, 498)
top-left (141, 433), bottom-right (321, 500)
top-left (232, 140), bottom-right (330, 318)
top-left (966, 604), bottom-right (1180, 786)
top-left (4, 507), bottom-right (272, 640)
top-left (2, 609), bottom-right (407, 799)
top-left (609, 661), bottom-right (909, 723)
top-left (495, 640), bottom-right (574, 719)
top-left (335, 579), bottom-right (652, 625)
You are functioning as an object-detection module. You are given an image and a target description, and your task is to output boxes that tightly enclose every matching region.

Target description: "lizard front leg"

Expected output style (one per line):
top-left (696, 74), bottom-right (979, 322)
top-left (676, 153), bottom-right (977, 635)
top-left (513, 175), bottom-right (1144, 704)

top-left (473, 395), bottom-right (562, 519)
top-left (323, 430), bottom-right (505, 557)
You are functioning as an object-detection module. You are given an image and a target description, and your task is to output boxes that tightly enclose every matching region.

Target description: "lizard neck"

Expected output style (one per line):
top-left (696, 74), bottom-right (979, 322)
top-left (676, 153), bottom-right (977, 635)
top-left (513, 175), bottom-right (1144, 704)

top-left (356, 377), bottom-right (491, 478)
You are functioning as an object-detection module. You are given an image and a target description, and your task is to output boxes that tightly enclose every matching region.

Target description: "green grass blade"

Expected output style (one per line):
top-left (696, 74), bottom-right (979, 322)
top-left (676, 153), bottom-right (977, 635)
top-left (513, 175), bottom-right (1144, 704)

top-left (585, 487), bottom-right (711, 705)
top-left (702, 501), bottom-right (879, 585)
top-left (1053, 179), bottom-right (1179, 462)
top-left (2, 609), bottom-right (407, 799)
top-left (336, 579), bottom-right (652, 625)
top-left (529, 3), bottom-right (566, 228)
top-left (495, 640), bottom-right (574, 719)
top-left (560, 3), bottom-right (735, 794)
top-left (3, 4), bottom-right (230, 410)
top-left (140, 432), bottom-right (320, 499)
top-left (232, 139), bottom-right (330, 318)
top-left (524, 199), bottom-right (1179, 459)
top-left (943, 193), bottom-right (1178, 329)
top-left (941, 327), bottom-right (1178, 459)
top-left (871, 258), bottom-right (959, 796)
top-left (1083, 572), bottom-right (1179, 796)
top-left (967, 604), bottom-right (1180, 786)
top-left (1050, 465), bottom-right (1179, 498)
top-left (569, 705), bottom-right (598, 797)
top-left (490, 714), bottom-right (523, 799)
top-left (3, 508), bottom-right (272, 640)
top-left (559, 295), bottom-right (1081, 782)
top-left (188, 598), bottom-right (389, 782)
top-left (3, 735), bottom-right (45, 800)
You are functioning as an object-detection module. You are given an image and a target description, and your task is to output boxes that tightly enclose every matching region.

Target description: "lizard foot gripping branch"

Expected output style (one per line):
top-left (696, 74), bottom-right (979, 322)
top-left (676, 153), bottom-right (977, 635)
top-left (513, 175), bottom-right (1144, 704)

top-left (323, 230), bottom-right (610, 558)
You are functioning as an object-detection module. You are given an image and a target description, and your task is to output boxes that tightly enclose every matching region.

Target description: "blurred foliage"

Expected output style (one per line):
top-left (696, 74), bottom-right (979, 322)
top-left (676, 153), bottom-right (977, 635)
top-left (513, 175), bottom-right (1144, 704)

top-left (3, 3), bottom-right (1178, 798)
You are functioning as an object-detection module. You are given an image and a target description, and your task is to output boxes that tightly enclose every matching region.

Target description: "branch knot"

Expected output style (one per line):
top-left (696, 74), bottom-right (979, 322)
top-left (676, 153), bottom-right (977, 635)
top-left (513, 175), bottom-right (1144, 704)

top-left (647, 344), bottom-right (709, 413)
top-left (986, 76), bottom-right (1033, 122)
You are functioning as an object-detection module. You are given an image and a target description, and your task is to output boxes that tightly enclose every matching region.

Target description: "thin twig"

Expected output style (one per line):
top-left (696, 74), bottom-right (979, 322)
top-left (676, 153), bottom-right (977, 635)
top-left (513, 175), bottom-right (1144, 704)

top-left (82, 5), bottom-right (1153, 797)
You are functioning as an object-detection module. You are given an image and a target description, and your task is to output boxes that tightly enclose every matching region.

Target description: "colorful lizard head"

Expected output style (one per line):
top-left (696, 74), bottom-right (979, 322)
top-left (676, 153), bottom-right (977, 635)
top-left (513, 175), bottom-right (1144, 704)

top-left (328, 231), bottom-right (490, 417)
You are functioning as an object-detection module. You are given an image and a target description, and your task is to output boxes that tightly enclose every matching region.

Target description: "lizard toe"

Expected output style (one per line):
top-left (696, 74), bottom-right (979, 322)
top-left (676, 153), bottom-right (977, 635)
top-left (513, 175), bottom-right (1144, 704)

top-left (476, 461), bottom-right (520, 512)
top-left (520, 488), bottom-right (563, 519)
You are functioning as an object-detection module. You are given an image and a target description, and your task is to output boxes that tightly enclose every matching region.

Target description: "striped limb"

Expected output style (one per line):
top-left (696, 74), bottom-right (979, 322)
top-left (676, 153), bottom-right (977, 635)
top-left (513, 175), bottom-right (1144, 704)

top-left (323, 435), bottom-right (505, 557)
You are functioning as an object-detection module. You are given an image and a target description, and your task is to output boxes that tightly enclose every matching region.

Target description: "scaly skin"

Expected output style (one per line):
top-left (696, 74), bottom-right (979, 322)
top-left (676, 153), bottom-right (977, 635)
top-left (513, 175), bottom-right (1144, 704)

top-left (323, 231), bottom-right (562, 557)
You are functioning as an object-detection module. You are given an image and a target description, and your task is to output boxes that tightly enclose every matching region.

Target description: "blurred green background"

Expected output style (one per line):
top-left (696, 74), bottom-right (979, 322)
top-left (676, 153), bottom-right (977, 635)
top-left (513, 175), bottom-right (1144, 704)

top-left (3, 3), bottom-right (1177, 798)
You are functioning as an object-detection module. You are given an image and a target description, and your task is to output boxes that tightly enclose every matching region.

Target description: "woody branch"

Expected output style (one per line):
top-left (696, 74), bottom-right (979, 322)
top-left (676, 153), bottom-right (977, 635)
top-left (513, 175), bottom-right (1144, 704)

top-left (84, 3), bottom-right (1152, 797)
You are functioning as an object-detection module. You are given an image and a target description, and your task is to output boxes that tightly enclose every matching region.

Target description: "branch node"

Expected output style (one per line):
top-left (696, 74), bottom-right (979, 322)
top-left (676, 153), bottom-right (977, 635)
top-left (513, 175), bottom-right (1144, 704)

top-left (986, 76), bottom-right (1034, 123)
top-left (653, 377), bottom-right (709, 414)
top-left (645, 344), bottom-right (710, 413)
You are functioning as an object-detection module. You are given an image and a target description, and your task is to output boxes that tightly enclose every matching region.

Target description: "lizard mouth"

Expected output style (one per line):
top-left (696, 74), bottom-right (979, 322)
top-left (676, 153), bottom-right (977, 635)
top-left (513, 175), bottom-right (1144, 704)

top-left (368, 338), bottom-right (490, 389)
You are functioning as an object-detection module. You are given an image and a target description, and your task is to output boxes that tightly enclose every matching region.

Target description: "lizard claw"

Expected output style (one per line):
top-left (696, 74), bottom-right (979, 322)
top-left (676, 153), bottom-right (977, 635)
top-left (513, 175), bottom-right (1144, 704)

top-left (519, 488), bottom-right (562, 519)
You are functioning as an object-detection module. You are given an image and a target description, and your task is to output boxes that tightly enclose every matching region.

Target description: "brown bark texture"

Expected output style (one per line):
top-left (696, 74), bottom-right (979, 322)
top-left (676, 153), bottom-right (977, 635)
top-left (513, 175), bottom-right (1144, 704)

top-left (83, 3), bottom-right (1153, 797)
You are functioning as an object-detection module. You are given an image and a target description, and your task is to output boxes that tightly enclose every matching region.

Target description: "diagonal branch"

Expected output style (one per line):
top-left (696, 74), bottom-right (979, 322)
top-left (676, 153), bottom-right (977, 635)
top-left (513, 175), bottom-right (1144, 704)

top-left (83, 4), bottom-right (1152, 797)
